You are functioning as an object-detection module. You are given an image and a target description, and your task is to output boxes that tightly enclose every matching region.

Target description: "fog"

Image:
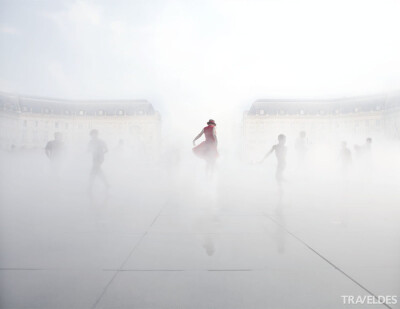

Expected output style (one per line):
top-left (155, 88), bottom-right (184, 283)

top-left (1, 125), bottom-right (400, 307)
top-left (1, 0), bottom-right (400, 308)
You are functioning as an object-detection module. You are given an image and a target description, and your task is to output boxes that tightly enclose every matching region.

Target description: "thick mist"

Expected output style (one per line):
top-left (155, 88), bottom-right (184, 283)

top-left (1, 117), bottom-right (400, 308)
top-left (1, 0), bottom-right (400, 307)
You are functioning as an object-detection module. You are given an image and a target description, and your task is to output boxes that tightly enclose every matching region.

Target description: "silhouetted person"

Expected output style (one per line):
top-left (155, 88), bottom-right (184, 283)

top-left (45, 132), bottom-right (64, 178)
top-left (340, 141), bottom-right (352, 174)
top-left (88, 129), bottom-right (109, 191)
top-left (193, 119), bottom-right (219, 178)
top-left (260, 134), bottom-right (287, 185)
top-left (45, 132), bottom-right (64, 161)
top-left (295, 131), bottom-right (308, 166)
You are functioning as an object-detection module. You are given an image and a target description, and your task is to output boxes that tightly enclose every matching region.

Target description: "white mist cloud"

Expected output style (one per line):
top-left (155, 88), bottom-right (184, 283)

top-left (1, 0), bottom-right (400, 132)
top-left (0, 25), bottom-right (19, 35)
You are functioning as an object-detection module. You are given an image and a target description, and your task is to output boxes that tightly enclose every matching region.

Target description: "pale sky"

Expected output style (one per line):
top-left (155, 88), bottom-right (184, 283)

top-left (1, 0), bottom-right (400, 132)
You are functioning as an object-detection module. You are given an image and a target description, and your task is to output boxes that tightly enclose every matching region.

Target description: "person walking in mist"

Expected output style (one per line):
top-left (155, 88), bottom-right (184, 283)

top-left (45, 132), bottom-right (65, 177)
top-left (354, 137), bottom-right (372, 159)
top-left (354, 137), bottom-right (373, 176)
top-left (88, 129), bottom-right (109, 191)
top-left (193, 119), bottom-right (219, 177)
top-left (259, 134), bottom-right (287, 185)
top-left (45, 132), bottom-right (64, 161)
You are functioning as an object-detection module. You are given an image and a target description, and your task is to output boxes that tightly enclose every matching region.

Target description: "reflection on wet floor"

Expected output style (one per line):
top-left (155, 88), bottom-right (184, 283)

top-left (0, 151), bottom-right (399, 309)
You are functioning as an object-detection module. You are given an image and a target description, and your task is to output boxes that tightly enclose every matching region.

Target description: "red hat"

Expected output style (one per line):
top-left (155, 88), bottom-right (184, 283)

top-left (207, 119), bottom-right (216, 125)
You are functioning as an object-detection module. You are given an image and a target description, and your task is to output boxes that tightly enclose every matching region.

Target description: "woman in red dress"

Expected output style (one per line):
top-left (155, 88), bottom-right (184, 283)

top-left (193, 119), bottom-right (218, 176)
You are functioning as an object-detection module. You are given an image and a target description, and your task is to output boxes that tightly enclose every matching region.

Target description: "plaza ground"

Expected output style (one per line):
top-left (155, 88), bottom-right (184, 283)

top-left (0, 151), bottom-right (399, 309)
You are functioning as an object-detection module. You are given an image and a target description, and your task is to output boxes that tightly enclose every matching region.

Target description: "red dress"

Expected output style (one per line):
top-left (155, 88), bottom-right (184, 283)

top-left (193, 125), bottom-right (218, 161)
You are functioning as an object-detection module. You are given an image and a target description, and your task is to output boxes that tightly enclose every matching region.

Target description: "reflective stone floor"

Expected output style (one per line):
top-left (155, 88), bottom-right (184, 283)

top-left (0, 152), bottom-right (399, 309)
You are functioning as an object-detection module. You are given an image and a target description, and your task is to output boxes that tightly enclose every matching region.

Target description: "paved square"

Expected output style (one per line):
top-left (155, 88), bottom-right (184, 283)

top-left (0, 152), bottom-right (399, 309)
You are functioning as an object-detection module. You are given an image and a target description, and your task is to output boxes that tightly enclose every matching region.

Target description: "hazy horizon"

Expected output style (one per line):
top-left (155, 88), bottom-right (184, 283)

top-left (2, 0), bottom-right (400, 119)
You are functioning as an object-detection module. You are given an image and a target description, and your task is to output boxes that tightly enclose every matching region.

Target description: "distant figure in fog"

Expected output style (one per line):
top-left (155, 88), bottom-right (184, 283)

top-left (45, 132), bottom-right (64, 161)
top-left (193, 119), bottom-right (219, 177)
top-left (260, 134), bottom-right (287, 185)
top-left (115, 139), bottom-right (125, 151)
top-left (295, 131), bottom-right (308, 166)
top-left (114, 139), bottom-right (126, 157)
top-left (354, 137), bottom-right (372, 159)
top-left (340, 141), bottom-right (352, 174)
top-left (88, 129), bottom-right (109, 191)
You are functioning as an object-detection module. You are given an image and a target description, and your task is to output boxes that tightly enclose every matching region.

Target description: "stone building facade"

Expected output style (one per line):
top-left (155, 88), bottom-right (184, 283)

top-left (0, 92), bottom-right (161, 155)
top-left (243, 93), bottom-right (400, 159)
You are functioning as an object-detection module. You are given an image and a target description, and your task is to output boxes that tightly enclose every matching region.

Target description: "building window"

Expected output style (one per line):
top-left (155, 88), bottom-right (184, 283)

top-left (118, 109), bottom-right (124, 115)
top-left (259, 109), bottom-right (264, 115)
top-left (55, 122), bottom-right (59, 128)
top-left (23, 120), bottom-right (27, 127)
top-left (97, 110), bottom-right (104, 116)
top-left (79, 110), bottom-right (85, 116)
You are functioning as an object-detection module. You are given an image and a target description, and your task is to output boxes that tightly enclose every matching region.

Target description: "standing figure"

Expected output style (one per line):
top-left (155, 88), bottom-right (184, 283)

top-left (354, 137), bottom-right (372, 159)
top-left (260, 134), bottom-right (287, 185)
top-left (45, 132), bottom-right (64, 177)
top-left (45, 132), bottom-right (64, 161)
top-left (193, 119), bottom-right (219, 177)
top-left (88, 129), bottom-right (109, 191)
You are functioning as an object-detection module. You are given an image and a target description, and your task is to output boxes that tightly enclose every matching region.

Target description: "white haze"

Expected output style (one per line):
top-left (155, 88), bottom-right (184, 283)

top-left (1, 0), bottom-right (400, 136)
top-left (0, 1), bottom-right (400, 307)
